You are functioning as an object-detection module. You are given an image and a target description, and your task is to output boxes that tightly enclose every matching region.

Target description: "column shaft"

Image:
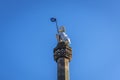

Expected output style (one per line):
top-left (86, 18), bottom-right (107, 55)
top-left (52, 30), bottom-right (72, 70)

top-left (57, 58), bottom-right (69, 80)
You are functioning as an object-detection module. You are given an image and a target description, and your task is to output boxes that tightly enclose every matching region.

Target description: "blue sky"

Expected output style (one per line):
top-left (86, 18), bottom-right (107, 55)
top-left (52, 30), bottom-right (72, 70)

top-left (0, 0), bottom-right (120, 80)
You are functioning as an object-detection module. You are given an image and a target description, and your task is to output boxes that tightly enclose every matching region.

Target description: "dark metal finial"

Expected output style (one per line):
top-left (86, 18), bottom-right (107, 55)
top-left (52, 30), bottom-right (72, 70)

top-left (50, 17), bottom-right (57, 22)
top-left (50, 17), bottom-right (59, 33)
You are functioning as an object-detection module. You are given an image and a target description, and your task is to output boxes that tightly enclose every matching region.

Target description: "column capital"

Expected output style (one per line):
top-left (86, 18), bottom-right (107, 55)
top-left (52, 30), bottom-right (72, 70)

top-left (53, 42), bottom-right (72, 62)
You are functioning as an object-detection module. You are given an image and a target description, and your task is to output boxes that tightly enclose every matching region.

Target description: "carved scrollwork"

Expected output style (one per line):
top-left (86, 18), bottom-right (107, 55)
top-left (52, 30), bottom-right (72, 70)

top-left (54, 48), bottom-right (72, 62)
top-left (53, 42), bottom-right (72, 62)
top-left (55, 49), bottom-right (66, 56)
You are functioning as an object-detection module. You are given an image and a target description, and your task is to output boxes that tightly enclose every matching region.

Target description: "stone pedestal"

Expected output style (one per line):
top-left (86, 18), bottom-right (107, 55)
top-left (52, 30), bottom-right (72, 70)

top-left (54, 42), bottom-right (72, 80)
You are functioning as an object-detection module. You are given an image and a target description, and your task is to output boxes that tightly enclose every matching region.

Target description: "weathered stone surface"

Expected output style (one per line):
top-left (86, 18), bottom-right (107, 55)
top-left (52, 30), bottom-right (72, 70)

top-left (54, 42), bottom-right (72, 62)
top-left (54, 42), bottom-right (72, 80)
top-left (57, 58), bottom-right (70, 80)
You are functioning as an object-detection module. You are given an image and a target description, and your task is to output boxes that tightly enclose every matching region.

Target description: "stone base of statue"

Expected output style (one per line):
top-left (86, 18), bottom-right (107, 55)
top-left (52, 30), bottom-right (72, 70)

top-left (53, 42), bottom-right (72, 80)
top-left (54, 42), bottom-right (72, 62)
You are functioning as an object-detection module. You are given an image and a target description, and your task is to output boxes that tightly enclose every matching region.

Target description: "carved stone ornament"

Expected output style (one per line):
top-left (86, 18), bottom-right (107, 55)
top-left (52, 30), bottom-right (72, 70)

top-left (54, 42), bottom-right (72, 62)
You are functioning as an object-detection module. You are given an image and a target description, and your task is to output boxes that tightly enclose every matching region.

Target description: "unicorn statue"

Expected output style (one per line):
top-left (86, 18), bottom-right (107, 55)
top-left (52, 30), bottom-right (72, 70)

top-left (56, 26), bottom-right (71, 45)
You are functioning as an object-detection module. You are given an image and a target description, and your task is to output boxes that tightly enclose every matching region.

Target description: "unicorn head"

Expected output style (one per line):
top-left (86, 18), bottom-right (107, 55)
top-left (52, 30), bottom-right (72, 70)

top-left (59, 26), bottom-right (65, 32)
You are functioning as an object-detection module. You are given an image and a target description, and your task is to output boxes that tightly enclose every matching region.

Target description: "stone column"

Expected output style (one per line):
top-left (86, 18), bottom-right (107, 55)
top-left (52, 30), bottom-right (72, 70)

top-left (54, 42), bottom-right (72, 80)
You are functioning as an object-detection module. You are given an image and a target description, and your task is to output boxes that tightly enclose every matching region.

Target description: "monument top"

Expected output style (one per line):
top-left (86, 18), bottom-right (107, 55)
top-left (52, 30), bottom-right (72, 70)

top-left (50, 17), bottom-right (71, 45)
top-left (56, 26), bottom-right (71, 45)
